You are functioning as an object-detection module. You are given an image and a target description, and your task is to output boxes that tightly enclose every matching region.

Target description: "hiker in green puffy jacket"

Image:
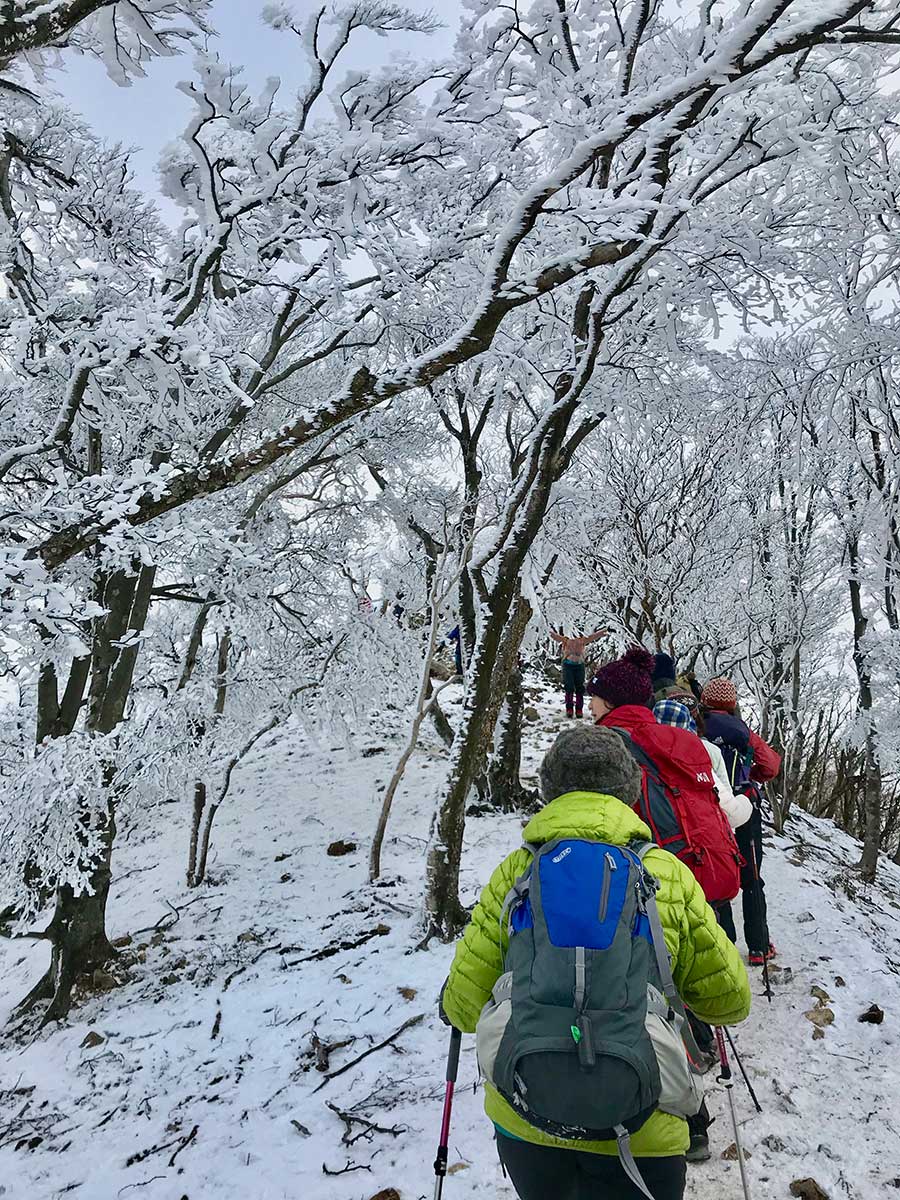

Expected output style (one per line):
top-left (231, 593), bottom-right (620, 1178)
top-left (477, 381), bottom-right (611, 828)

top-left (441, 726), bottom-right (751, 1200)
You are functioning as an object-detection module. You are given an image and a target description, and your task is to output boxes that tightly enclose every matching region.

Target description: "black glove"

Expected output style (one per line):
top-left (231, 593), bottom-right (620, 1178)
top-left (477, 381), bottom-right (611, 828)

top-left (438, 978), bottom-right (452, 1026)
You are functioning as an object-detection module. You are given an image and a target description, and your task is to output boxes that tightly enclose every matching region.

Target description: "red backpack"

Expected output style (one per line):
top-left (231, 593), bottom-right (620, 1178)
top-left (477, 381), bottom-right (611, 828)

top-left (612, 725), bottom-right (742, 904)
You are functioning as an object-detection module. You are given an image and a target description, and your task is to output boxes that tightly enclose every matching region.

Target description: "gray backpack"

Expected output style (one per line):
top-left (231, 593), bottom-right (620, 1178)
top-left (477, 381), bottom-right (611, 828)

top-left (475, 838), bottom-right (702, 1199)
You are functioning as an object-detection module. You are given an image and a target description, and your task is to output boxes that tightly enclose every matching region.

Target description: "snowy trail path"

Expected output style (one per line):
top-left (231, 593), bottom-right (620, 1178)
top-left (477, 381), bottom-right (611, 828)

top-left (1, 685), bottom-right (898, 1199)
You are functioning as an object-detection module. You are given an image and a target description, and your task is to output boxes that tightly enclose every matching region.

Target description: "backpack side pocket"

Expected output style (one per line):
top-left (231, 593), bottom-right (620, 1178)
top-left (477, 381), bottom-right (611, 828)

top-left (476, 970), bottom-right (513, 1085)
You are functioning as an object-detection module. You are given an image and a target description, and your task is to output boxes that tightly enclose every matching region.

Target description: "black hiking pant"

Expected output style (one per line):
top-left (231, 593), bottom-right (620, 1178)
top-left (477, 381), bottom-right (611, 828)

top-left (563, 660), bottom-right (586, 715)
top-left (715, 803), bottom-right (769, 954)
top-left (497, 1134), bottom-right (686, 1200)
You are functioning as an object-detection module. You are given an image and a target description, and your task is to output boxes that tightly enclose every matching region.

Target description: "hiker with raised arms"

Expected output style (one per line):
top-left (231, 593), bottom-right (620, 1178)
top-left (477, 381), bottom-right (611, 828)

top-left (550, 626), bottom-right (607, 719)
top-left (441, 725), bottom-right (750, 1200)
top-left (700, 678), bottom-right (782, 967)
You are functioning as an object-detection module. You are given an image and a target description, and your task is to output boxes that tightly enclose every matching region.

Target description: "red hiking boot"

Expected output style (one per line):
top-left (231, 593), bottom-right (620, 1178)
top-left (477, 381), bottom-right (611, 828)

top-left (748, 943), bottom-right (777, 966)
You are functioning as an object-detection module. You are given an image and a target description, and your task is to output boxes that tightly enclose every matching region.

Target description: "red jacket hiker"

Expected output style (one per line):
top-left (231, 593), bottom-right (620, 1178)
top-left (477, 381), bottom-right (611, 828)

top-left (599, 703), bottom-right (713, 784)
top-left (597, 703), bottom-right (742, 905)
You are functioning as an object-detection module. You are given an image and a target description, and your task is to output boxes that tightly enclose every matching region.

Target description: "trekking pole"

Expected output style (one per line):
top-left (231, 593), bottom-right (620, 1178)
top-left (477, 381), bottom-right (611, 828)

top-left (434, 1026), bottom-right (462, 1200)
top-left (748, 837), bottom-right (773, 1004)
top-left (724, 1027), bottom-right (762, 1114)
top-left (715, 1027), bottom-right (753, 1200)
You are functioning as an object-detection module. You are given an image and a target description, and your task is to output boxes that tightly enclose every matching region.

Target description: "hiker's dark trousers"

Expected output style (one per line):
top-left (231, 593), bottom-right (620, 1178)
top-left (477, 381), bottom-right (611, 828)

top-left (497, 1133), bottom-right (686, 1200)
top-left (563, 660), bottom-right (586, 715)
top-left (715, 802), bottom-right (769, 954)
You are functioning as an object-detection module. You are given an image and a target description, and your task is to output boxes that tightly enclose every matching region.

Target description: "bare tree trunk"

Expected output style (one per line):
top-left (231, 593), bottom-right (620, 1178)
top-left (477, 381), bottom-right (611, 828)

top-left (16, 791), bottom-right (116, 1026)
top-left (848, 532), bottom-right (882, 882)
top-left (370, 548), bottom-right (460, 880)
top-left (193, 799), bottom-right (220, 889)
top-left (424, 354), bottom-right (603, 938)
top-left (428, 681), bottom-right (455, 749)
top-left (370, 675), bottom-right (456, 881)
top-left (425, 594), bottom-right (533, 937)
top-left (484, 661), bottom-right (536, 813)
top-left (17, 547), bottom-right (157, 1024)
top-left (186, 780), bottom-right (207, 886)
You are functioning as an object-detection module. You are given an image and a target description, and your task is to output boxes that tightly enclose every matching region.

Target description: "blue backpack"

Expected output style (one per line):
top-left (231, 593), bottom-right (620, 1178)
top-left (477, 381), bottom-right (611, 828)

top-left (475, 838), bottom-right (702, 1200)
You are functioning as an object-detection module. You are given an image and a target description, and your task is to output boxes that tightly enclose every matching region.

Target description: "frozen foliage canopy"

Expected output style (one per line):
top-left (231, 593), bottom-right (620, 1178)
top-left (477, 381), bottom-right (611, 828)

top-left (1, 0), bottom-right (900, 1020)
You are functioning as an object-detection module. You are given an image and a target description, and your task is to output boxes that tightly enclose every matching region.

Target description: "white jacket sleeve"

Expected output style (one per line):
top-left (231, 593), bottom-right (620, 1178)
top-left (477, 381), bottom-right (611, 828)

top-left (702, 738), bottom-right (752, 829)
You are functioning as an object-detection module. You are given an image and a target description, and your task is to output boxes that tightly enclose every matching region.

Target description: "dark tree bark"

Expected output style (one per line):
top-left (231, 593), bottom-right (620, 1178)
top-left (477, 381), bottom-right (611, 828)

top-left (17, 556), bottom-right (157, 1025)
top-left (425, 594), bottom-right (534, 937)
top-left (483, 661), bottom-right (537, 813)
top-left (0, 0), bottom-right (111, 62)
top-left (848, 528), bottom-right (881, 883)
top-left (16, 786), bottom-right (117, 1025)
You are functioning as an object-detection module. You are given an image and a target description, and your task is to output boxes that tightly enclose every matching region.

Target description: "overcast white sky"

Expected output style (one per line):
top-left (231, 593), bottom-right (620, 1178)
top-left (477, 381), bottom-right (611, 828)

top-left (58, 0), bottom-right (461, 212)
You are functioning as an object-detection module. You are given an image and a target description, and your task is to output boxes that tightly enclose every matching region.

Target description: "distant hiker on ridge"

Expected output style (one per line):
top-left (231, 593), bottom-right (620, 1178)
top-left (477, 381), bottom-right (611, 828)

top-left (441, 725), bottom-right (750, 1200)
top-left (550, 626), bottom-right (607, 719)
top-left (700, 677), bottom-right (782, 968)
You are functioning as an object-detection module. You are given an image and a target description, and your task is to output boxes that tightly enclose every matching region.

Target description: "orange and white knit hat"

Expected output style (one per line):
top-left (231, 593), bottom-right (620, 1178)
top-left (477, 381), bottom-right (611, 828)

top-left (700, 677), bottom-right (738, 712)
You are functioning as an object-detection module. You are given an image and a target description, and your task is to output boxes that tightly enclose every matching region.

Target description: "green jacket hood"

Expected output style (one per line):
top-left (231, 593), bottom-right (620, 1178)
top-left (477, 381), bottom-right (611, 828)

top-left (522, 790), bottom-right (652, 847)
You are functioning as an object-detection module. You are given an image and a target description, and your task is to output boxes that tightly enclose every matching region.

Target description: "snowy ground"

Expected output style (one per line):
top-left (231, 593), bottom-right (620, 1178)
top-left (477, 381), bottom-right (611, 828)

top-left (2, 684), bottom-right (899, 1200)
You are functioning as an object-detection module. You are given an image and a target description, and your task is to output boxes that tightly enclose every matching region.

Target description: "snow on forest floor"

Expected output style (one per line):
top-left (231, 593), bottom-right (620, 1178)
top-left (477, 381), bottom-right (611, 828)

top-left (2, 683), bottom-right (900, 1200)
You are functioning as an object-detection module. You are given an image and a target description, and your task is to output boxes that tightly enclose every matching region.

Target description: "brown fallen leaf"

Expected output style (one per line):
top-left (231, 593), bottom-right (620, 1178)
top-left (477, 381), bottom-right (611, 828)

top-left (810, 986), bottom-right (831, 1004)
top-left (448, 1163), bottom-right (470, 1174)
top-left (858, 1003), bottom-right (884, 1025)
top-left (92, 969), bottom-right (119, 993)
top-left (804, 1006), bottom-right (834, 1028)
top-left (812, 1027), bottom-right (825, 1040)
top-left (368, 1191), bottom-right (401, 1200)
top-left (721, 1143), bottom-right (751, 1161)
top-left (398, 986), bottom-right (417, 1001)
top-left (81, 1031), bottom-right (104, 1049)
top-left (327, 839), bottom-right (357, 857)
top-left (789, 1179), bottom-right (831, 1200)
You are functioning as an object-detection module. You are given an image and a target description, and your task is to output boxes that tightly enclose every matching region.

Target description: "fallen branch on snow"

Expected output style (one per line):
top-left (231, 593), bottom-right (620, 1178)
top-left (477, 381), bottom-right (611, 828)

top-left (322, 1159), bottom-right (372, 1176)
top-left (312, 1031), bottom-right (355, 1073)
top-left (326, 1101), bottom-right (407, 1146)
top-left (314, 1014), bottom-right (425, 1092)
top-left (286, 924), bottom-right (390, 966)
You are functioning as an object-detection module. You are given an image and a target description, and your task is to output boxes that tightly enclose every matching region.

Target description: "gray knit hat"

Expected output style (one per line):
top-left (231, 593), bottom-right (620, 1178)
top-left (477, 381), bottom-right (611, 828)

top-left (539, 726), bottom-right (641, 805)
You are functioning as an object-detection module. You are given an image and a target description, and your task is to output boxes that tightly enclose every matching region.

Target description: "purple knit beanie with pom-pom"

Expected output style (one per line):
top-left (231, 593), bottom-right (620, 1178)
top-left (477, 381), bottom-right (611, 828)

top-left (587, 646), bottom-right (655, 708)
